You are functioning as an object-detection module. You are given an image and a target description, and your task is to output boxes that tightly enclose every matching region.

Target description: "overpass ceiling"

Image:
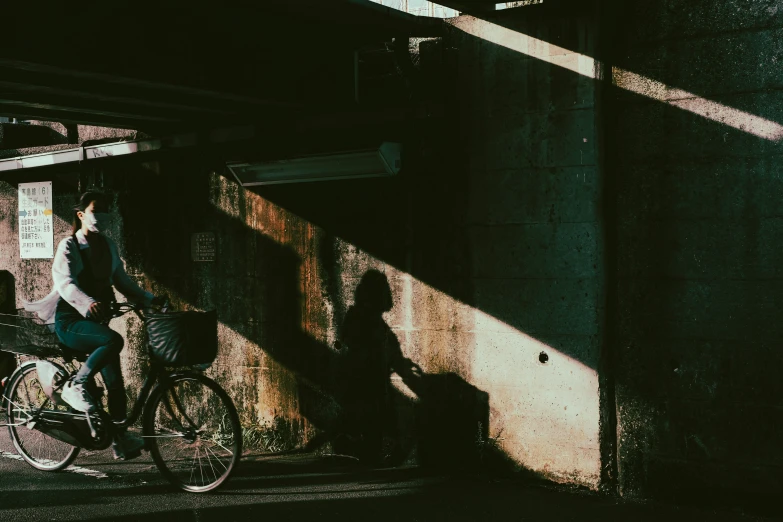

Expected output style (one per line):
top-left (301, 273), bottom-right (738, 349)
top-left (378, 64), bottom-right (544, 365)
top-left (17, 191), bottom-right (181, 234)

top-left (0, 1), bottom-right (444, 132)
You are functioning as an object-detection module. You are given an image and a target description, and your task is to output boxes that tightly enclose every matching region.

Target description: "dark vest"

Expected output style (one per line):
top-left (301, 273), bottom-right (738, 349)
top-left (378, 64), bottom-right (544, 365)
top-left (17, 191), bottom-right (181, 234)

top-left (55, 234), bottom-right (114, 322)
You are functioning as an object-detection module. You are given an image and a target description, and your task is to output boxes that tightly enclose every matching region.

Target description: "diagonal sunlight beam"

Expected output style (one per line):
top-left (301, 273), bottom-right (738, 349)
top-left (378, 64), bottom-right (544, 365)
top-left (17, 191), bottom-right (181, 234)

top-left (449, 16), bottom-right (783, 142)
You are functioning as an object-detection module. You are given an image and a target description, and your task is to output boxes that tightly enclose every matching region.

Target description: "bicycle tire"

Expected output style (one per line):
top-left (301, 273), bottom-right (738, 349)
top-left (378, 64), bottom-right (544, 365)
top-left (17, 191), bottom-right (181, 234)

top-left (5, 361), bottom-right (80, 471)
top-left (143, 372), bottom-right (241, 493)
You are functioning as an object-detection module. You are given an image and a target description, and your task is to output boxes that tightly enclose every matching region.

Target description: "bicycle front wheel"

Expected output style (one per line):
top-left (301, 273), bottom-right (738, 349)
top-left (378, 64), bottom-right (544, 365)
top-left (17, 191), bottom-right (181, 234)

top-left (5, 361), bottom-right (80, 471)
top-left (143, 372), bottom-right (241, 493)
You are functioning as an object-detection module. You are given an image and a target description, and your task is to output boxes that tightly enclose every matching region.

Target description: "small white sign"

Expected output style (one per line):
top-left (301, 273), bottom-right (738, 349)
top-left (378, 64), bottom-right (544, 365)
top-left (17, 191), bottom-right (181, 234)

top-left (18, 182), bottom-right (54, 259)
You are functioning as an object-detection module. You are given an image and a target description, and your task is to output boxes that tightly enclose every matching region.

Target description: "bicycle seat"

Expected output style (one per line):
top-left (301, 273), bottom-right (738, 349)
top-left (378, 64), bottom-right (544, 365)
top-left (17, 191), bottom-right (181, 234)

top-left (58, 343), bottom-right (88, 363)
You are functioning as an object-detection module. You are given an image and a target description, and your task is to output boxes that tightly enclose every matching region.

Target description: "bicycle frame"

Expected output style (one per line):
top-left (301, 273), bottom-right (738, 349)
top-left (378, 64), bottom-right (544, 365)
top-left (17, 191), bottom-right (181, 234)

top-left (3, 358), bottom-right (205, 447)
top-left (115, 363), bottom-right (203, 435)
top-left (114, 361), bottom-right (164, 430)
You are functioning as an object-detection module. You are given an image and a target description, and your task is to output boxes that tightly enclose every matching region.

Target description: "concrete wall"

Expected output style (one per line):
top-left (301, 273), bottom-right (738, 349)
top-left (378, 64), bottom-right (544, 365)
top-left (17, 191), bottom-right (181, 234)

top-left (442, 12), bottom-right (603, 485)
top-left (236, 9), bottom-right (604, 485)
top-left (12, 3), bottom-right (783, 507)
top-left (611, 0), bottom-right (783, 505)
top-left (0, 9), bottom-right (604, 490)
top-left (211, 7), bottom-right (603, 484)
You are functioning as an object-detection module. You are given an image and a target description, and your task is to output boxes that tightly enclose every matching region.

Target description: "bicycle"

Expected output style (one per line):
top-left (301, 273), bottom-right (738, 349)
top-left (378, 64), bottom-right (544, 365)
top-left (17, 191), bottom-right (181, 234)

top-left (1, 302), bottom-right (241, 493)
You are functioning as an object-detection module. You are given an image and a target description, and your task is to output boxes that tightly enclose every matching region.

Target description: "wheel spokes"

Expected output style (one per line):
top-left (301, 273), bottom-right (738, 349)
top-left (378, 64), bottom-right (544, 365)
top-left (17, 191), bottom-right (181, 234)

top-left (7, 365), bottom-right (78, 470)
top-left (149, 377), bottom-right (239, 491)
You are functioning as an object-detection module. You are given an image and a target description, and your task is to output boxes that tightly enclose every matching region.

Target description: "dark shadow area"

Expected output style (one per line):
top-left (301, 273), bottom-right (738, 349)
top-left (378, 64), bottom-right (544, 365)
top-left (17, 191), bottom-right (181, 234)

top-left (0, 2), bottom-right (441, 133)
top-left (0, 461), bottom-right (435, 510)
top-left (0, 122), bottom-right (68, 151)
top-left (82, 497), bottom-right (770, 522)
top-left (0, 467), bottom-right (762, 522)
top-left (0, 270), bottom-right (17, 383)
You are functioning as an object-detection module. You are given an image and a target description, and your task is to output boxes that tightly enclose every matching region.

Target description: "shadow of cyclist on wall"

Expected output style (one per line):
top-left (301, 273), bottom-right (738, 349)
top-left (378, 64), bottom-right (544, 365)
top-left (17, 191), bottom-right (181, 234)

top-left (324, 269), bottom-right (502, 473)
top-left (328, 270), bottom-right (420, 466)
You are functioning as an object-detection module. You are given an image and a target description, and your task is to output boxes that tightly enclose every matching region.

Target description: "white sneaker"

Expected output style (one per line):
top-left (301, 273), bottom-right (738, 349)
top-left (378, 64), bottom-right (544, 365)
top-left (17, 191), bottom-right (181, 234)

top-left (60, 381), bottom-right (97, 413)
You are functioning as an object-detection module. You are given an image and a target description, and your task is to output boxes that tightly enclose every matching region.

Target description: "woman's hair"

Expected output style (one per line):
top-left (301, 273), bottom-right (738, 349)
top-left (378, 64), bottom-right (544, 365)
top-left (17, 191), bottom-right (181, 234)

top-left (71, 191), bottom-right (108, 234)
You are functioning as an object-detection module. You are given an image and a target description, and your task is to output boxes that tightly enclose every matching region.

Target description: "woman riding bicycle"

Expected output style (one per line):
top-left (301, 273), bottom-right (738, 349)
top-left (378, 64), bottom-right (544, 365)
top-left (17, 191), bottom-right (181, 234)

top-left (28, 191), bottom-right (164, 460)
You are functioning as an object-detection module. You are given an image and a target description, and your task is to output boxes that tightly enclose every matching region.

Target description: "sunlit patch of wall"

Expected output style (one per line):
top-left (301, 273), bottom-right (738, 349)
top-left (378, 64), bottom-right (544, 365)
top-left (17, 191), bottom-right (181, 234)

top-left (399, 273), bottom-right (600, 484)
top-left (368, 0), bottom-right (461, 18)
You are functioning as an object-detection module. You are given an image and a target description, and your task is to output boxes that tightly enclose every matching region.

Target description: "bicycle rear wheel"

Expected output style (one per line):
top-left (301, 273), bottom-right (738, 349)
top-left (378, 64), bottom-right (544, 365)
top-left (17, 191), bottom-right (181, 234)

top-left (5, 361), bottom-right (80, 471)
top-left (143, 372), bottom-right (241, 492)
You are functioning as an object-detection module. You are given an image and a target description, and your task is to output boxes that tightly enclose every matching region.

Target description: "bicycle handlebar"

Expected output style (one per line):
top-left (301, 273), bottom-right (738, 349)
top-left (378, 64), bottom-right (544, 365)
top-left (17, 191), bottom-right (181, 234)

top-left (110, 297), bottom-right (169, 319)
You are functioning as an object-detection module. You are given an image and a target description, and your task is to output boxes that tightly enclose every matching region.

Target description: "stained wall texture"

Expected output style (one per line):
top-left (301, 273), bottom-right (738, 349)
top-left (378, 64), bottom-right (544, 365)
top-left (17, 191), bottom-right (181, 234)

top-left (611, 0), bottom-right (783, 504)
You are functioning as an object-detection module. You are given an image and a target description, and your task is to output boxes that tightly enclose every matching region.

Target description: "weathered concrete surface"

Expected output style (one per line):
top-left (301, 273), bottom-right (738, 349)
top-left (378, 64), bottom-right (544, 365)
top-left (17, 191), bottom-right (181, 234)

top-left (446, 12), bottom-right (603, 486)
top-left (611, 0), bottom-right (783, 505)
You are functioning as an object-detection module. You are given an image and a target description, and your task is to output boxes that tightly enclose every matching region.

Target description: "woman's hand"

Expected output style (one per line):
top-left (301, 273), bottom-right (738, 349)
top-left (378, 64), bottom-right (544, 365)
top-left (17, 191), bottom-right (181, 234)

top-left (87, 301), bottom-right (109, 322)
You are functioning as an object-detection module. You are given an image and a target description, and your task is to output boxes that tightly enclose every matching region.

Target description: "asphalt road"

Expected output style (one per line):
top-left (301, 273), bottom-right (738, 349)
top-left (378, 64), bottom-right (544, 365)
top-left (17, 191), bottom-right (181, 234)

top-left (0, 429), bottom-right (778, 522)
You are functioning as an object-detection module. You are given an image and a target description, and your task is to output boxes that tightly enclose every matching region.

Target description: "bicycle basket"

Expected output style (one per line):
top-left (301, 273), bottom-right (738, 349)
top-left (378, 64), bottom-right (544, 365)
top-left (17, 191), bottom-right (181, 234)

top-left (145, 310), bottom-right (217, 366)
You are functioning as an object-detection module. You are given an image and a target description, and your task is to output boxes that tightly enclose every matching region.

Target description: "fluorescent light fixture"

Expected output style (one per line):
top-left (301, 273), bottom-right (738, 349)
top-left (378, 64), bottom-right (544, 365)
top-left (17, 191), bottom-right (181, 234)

top-left (226, 142), bottom-right (402, 186)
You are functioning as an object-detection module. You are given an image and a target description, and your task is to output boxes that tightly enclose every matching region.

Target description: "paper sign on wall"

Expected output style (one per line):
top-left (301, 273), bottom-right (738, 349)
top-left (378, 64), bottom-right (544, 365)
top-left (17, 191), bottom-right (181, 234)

top-left (191, 232), bottom-right (216, 262)
top-left (18, 182), bottom-right (54, 259)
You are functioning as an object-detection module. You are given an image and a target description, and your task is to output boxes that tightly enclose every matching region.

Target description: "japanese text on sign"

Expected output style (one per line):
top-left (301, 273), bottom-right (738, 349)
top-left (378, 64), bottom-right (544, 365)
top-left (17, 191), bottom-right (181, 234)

top-left (18, 182), bottom-right (54, 259)
top-left (191, 232), bottom-right (216, 262)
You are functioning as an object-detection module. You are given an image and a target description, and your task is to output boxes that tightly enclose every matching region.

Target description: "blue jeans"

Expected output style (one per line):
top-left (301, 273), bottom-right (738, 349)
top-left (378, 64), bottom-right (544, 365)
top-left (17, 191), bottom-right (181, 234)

top-left (54, 318), bottom-right (127, 421)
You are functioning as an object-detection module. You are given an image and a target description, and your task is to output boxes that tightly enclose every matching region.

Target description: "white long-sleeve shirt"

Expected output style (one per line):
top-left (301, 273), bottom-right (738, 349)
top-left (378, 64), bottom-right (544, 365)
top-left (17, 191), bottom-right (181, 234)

top-left (24, 230), bottom-right (154, 324)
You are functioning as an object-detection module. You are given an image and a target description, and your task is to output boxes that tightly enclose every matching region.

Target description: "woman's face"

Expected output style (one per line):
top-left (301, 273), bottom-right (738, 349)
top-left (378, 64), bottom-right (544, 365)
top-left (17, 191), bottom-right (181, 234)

top-left (78, 200), bottom-right (111, 233)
